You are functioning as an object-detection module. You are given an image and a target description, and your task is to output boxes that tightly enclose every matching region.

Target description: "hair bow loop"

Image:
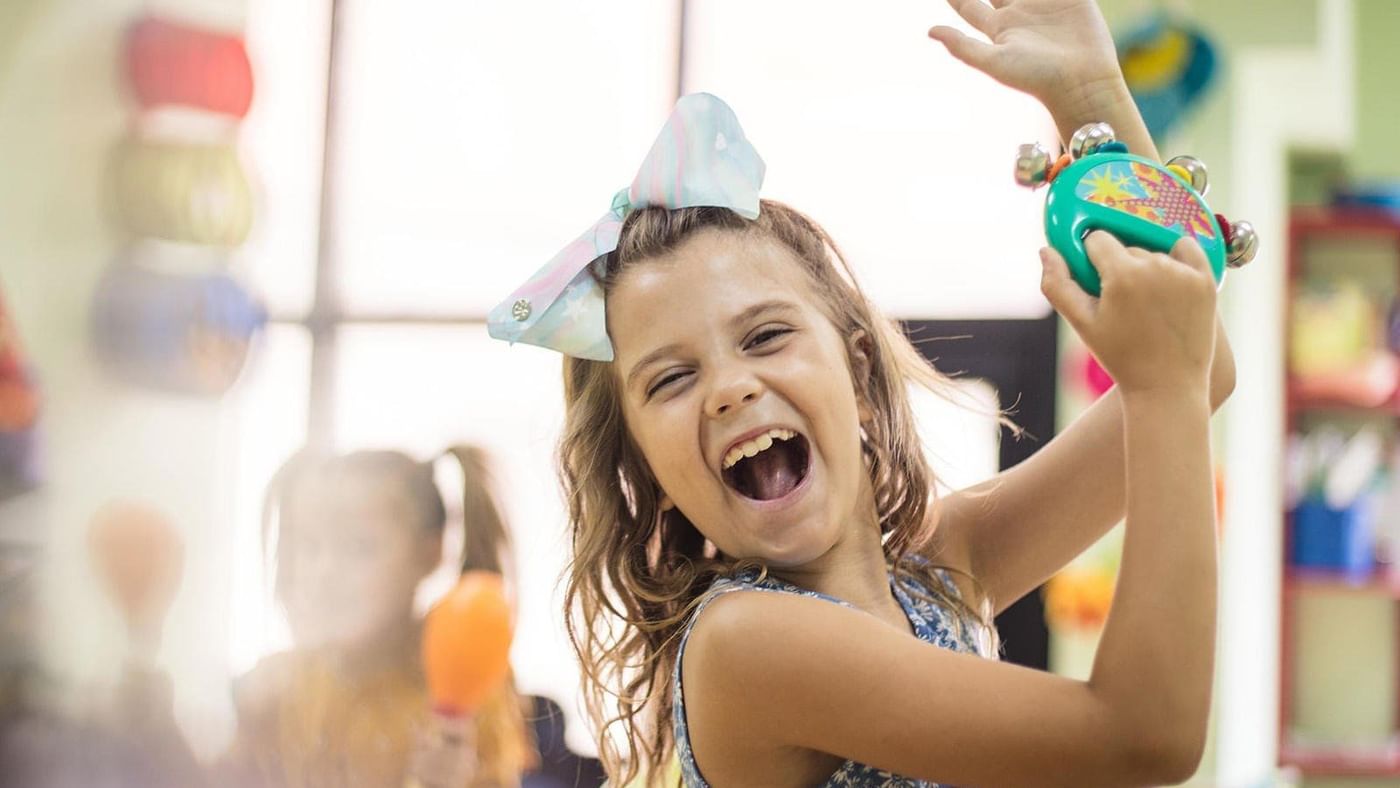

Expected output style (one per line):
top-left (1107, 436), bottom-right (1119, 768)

top-left (487, 93), bottom-right (764, 361)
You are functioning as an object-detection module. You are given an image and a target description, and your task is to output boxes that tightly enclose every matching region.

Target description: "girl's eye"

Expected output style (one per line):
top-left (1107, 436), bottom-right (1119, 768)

top-left (748, 327), bottom-right (792, 348)
top-left (648, 371), bottom-right (690, 398)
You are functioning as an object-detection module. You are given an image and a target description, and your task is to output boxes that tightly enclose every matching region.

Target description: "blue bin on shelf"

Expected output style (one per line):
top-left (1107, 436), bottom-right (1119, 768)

top-left (1290, 496), bottom-right (1376, 575)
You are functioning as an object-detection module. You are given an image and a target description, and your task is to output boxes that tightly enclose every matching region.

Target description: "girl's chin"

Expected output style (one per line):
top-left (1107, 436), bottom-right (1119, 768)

top-left (746, 516), bottom-right (841, 568)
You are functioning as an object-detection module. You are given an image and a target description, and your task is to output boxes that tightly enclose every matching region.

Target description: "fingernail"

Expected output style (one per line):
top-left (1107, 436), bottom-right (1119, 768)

top-left (1038, 248), bottom-right (1050, 266)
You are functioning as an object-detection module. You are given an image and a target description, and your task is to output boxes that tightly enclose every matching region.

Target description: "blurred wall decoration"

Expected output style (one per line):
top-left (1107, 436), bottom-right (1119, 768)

top-left (0, 286), bottom-right (41, 501)
top-left (97, 13), bottom-right (263, 396)
top-left (110, 138), bottom-right (253, 247)
top-left (86, 500), bottom-right (185, 644)
top-left (91, 260), bottom-right (265, 396)
top-left (126, 16), bottom-right (254, 119)
top-left (1116, 12), bottom-right (1219, 142)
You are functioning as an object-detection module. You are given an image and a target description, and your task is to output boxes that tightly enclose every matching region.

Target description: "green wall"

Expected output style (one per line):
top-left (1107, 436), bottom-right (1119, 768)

top-left (1353, 0), bottom-right (1400, 179)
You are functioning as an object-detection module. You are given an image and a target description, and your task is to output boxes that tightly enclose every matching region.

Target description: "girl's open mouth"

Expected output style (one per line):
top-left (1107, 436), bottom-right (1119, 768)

top-left (721, 431), bottom-right (811, 502)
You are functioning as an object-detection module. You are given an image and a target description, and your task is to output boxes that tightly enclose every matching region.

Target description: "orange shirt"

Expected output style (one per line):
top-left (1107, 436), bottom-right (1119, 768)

top-left (227, 648), bottom-right (533, 787)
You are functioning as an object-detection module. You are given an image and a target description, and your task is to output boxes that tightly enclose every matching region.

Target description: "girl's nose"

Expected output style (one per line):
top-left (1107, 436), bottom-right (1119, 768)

top-left (704, 367), bottom-right (763, 419)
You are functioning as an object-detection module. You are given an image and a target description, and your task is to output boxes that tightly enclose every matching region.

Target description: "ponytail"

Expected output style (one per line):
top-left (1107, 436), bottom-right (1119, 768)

top-left (441, 445), bottom-right (513, 576)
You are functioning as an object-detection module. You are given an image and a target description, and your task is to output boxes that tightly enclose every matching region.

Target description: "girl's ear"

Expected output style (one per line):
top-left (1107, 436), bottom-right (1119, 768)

top-left (659, 492), bottom-right (675, 512)
top-left (848, 330), bottom-right (875, 425)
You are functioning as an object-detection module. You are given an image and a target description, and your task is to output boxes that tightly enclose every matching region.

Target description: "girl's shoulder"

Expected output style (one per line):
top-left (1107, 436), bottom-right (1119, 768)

top-left (233, 650), bottom-right (304, 721)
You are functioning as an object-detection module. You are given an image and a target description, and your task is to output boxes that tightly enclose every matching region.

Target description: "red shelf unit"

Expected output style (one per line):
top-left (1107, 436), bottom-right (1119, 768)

top-left (1279, 208), bottom-right (1400, 777)
top-left (1279, 742), bottom-right (1400, 777)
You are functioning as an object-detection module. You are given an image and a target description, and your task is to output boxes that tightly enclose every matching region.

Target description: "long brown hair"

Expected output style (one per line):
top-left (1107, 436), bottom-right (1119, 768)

top-left (559, 200), bottom-right (1001, 786)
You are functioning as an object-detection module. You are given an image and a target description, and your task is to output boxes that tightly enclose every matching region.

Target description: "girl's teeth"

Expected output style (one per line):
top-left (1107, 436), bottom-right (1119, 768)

top-left (723, 429), bottom-right (794, 469)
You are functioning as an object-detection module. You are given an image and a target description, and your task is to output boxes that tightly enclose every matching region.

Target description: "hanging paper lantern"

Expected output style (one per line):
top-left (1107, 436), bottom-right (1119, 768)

top-left (0, 289), bottom-right (41, 500)
top-left (91, 261), bottom-right (266, 396)
top-left (110, 136), bottom-right (254, 247)
top-left (126, 16), bottom-right (254, 118)
top-left (421, 571), bottom-right (514, 717)
top-left (87, 501), bottom-right (184, 629)
top-left (1117, 14), bottom-right (1218, 141)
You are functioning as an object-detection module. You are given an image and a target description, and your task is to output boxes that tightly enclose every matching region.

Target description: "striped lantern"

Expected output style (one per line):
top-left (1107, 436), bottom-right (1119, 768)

top-left (91, 260), bottom-right (266, 396)
top-left (110, 136), bottom-right (254, 247)
top-left (126, 16), bottom-right (254, 118)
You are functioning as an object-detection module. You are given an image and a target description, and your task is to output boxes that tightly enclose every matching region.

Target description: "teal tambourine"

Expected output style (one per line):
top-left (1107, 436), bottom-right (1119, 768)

top-left (1016, 122), bottom-right (1257, 296)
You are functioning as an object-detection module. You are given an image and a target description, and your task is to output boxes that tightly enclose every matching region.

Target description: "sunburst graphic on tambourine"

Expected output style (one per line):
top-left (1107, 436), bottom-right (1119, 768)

top-left (1075, 161), bottom-right (1217, 243)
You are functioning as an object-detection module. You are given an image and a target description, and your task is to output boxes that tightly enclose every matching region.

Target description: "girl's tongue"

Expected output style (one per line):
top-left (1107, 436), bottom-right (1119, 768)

top-left (728, 436), bottom-right (809, 501)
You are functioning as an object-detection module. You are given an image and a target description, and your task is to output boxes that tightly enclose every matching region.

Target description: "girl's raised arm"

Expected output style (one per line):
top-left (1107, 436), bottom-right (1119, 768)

top-left (927, 0), bottom-right (1234, 615)
top-left (682, 231), bottom-right (1218, 787)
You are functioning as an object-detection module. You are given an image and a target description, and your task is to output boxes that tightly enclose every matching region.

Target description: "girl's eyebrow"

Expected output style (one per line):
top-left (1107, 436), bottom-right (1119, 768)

top-left (626, 342), bottom-right (684, 392)
top-left (624, 300), bottom-right (799, 391)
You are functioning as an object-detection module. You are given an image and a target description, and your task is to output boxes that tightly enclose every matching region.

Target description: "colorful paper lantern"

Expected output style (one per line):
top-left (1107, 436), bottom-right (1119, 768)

top-left (1116, 14), bottom-right (1219, 141)
top-left (126, 16), bottom-right (254, 118)
top-left (91, 261), bottom-right (266, 396)
top-left (110, 136), bottom-right (254, 247)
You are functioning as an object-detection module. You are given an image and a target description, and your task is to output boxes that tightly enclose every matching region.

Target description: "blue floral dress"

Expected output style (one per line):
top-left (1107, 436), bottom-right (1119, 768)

top-left (672, 564), bottom-right (990, 787)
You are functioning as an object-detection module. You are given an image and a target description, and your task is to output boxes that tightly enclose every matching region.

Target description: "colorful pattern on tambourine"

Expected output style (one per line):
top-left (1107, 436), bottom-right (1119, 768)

top-left (1045, 152), bottom-right (1227, 296)
top-left (1075, 160), bottom-right (1217, 243)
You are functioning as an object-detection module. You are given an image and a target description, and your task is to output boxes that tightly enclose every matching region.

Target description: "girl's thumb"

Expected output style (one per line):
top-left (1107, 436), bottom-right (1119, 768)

top-left (1039, 247), bottom-right (1095, 329)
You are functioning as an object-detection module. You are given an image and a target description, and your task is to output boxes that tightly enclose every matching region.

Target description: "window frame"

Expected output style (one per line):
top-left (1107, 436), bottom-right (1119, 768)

top-left (286, 0), bottom-right (1057, 668)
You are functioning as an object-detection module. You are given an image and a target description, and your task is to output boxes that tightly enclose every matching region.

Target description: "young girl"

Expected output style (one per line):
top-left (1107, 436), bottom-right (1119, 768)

top-left (226, 446), bottom-right (534, 787)
top-left (490, 1), bottom-right (1235, 785)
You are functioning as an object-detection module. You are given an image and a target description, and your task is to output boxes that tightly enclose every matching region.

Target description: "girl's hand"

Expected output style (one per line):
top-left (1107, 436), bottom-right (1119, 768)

top-left (928, 0), bottom-right (1124, 124)
top-left (1040, 232), bottom-right (1217, 397)
top-left (406, 713), bottom-right (478, 788)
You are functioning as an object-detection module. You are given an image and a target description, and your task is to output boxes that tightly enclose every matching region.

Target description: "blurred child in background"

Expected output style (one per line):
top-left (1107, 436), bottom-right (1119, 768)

top-left (224, 446), bottom-right (534, 787)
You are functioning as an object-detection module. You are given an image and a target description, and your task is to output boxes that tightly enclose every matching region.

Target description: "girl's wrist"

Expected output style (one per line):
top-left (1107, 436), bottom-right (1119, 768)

top-left (1044, 72), bottom-right (1135, 142)
top-left (1120, 383), bottom-right (1212, 415)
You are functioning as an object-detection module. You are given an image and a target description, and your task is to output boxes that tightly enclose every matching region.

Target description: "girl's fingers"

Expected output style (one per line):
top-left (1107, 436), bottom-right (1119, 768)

top-left (927, 26), bottom-right (997, 73)
top-left (1039, 246), bottom-right (1096, 332)
top-left (1082, 230), bottom-right (1131, 282)
top-left (944, 0), bottom-right (998, 36)
top-left (1169, 235), bottom-right (1211, 275)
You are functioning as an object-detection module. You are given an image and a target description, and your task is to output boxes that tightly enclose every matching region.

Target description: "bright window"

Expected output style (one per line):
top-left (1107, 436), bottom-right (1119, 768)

top-left (232, 0), bottom-right (1033, 757)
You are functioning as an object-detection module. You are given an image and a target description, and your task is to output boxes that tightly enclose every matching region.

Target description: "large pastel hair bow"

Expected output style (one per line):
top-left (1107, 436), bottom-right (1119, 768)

top-left (486, 93), bottom-right (765, 361)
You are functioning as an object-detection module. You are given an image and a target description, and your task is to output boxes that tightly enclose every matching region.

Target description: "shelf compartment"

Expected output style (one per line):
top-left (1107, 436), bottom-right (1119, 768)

top-left (1286, 567), bottom-right (1400, 597)
top-left (1279, 738), bottom-right (1400, 776)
